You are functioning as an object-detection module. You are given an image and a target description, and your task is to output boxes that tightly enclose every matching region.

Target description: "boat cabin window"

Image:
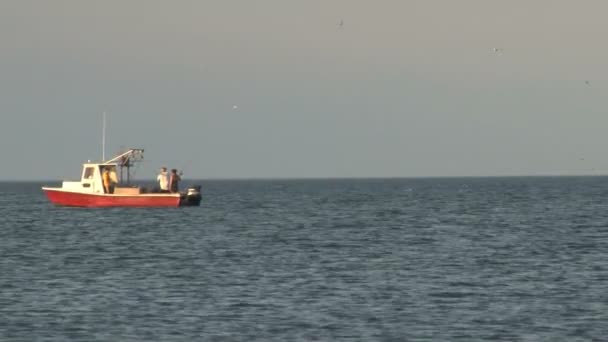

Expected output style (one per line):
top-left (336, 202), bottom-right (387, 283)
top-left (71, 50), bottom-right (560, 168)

top-left (83, 167), bottom-right (95, 179)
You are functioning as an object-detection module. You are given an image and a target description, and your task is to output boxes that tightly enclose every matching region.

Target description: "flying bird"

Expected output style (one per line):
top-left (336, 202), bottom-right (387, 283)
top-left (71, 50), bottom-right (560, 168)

top-left (585, 80), bottom-right (591, 86)
top-left (493, 47), bottom-right (503, 55)
top-left (338, 19), bottom-right (344, 27)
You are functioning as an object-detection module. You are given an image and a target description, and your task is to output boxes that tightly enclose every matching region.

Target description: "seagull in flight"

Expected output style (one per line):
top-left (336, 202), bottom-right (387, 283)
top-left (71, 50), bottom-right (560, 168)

top-left (338, 19), bottom-right (344, 28)
top-left (493, 47), bottom-right (503, 55)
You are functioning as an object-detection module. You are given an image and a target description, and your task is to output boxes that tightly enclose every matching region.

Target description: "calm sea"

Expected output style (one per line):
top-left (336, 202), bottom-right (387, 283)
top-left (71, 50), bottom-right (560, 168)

top-left (1, 177), bottom-right (607, 341)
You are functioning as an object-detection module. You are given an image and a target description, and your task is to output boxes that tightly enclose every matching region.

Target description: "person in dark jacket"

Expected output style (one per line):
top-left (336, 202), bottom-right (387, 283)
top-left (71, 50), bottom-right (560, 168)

top-left (169, 169), bottom-right (181, 193)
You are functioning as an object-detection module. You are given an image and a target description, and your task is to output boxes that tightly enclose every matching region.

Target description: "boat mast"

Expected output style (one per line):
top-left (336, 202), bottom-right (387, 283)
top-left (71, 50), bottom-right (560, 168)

top-left (102, 112), bottom-right (106, 162)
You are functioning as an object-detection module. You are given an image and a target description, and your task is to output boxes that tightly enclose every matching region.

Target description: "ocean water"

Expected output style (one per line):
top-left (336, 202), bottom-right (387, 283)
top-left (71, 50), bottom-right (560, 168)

top-left (1, 177), bottom-right (607, 341)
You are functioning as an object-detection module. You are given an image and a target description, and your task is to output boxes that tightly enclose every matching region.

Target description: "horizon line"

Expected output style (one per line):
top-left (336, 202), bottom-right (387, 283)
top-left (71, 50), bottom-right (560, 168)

top-left (2, 173), bottom-right (608, 182)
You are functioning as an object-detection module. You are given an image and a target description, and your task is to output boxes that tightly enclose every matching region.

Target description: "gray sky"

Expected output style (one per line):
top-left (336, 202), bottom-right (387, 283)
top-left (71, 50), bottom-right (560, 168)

top-left (2, 0), bottom-right (608, 180)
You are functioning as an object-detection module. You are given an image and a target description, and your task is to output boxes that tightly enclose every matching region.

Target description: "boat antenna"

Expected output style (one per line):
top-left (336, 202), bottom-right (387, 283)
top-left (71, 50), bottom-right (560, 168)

top-left (102, 112), bottom-right (106, 162)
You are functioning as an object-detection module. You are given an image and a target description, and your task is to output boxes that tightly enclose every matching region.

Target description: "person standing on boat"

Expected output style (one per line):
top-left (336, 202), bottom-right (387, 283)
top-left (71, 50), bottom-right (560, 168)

top-left (169, 168), bottom-right (181, 193)
top-left (157, 167), bottom-right (169, 192)
top-left (102, 167), bottom-right (115, 194)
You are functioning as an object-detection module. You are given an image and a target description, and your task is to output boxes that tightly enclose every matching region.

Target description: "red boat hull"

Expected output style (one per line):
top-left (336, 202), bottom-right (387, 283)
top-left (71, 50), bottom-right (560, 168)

top-left (43, 188), bottom-right (181, 207)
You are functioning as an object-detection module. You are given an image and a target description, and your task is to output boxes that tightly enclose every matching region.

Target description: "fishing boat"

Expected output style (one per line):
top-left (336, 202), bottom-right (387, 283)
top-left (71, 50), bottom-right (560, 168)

top-left (42, 148), bottom-right (202, 207)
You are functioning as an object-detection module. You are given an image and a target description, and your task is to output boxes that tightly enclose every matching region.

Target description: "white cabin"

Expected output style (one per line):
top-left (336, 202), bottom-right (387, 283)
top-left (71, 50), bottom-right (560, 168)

top-left (61, 163), bottom-right (118, 194)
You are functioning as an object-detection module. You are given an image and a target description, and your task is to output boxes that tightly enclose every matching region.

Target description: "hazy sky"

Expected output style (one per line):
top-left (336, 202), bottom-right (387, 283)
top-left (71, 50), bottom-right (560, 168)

top-left (2, 0), bottom-right (608, 180)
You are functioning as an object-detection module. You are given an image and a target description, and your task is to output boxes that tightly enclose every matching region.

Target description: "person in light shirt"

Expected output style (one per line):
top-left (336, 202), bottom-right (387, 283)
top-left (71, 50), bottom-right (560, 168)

top-left (102, 167), bottom-right (115, 194)
top-left (157, 167), bottom-right (169, 192)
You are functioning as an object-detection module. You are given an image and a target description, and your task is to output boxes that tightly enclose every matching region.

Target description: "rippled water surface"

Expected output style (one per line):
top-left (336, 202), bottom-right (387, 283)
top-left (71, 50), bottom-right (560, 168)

top-left (1, 177), bottom-right (608, 341)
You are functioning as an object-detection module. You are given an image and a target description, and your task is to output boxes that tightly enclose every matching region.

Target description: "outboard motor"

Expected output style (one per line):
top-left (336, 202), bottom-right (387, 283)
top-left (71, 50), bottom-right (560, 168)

top-left (180, 185), bottom-right (202, 206)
